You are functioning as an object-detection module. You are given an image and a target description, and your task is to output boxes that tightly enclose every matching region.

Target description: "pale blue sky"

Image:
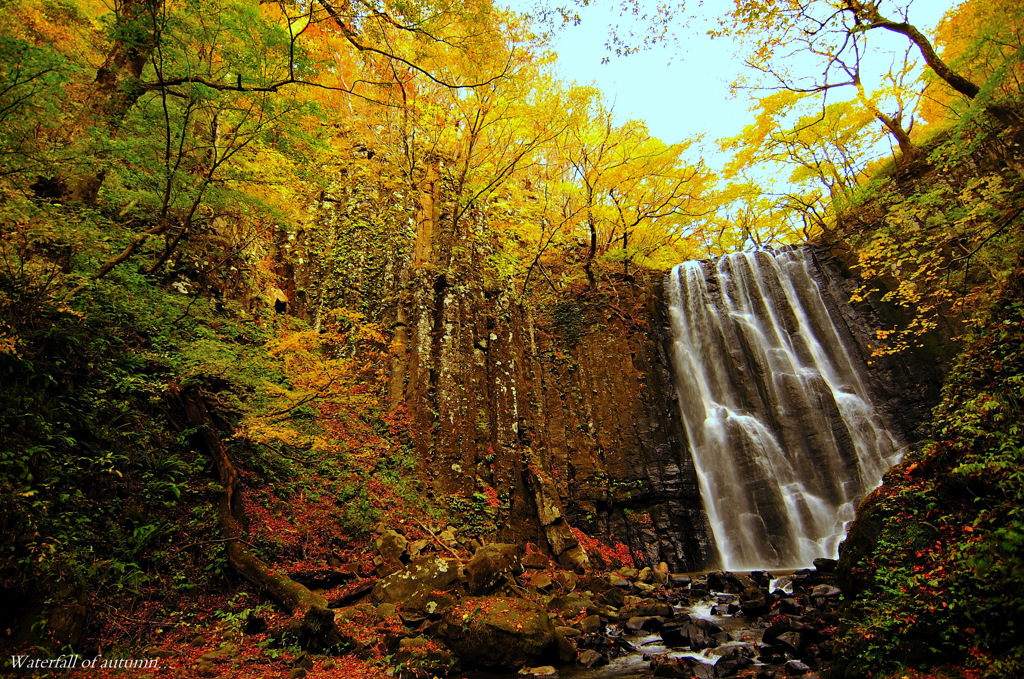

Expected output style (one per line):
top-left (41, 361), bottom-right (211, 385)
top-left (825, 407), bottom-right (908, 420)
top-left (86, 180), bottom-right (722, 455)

top-left (505, 1), bottom-right (959, 149)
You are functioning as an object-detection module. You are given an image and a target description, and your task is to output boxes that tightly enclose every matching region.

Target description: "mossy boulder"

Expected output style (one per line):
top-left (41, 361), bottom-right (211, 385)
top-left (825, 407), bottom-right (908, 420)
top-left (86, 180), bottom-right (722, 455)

top-left (438, 597), bottom-right (556, 669)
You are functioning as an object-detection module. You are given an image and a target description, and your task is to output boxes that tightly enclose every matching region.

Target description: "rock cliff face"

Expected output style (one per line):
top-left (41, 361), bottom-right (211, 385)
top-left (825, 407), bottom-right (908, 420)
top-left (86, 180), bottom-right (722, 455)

top-left (393, 269), bottom-right (717, 572)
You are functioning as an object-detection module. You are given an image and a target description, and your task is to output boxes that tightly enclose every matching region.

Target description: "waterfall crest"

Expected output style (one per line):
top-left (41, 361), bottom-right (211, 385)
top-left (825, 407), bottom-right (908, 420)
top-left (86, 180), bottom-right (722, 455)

top-left (666, 247), bottom-right (901, 570)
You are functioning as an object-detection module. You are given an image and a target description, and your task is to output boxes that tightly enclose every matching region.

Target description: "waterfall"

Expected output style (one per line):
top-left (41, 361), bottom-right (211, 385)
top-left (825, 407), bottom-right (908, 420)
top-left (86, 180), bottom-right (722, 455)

top-left (665, 247), bottom-right (902, 570)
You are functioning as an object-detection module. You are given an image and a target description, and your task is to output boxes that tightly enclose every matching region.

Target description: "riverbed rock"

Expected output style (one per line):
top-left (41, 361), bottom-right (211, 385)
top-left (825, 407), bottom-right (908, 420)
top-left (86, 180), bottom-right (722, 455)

top-left (626, 615), bottom-right (665, 631)
top-left (660, 620), bottom-right (713, 650)
top-left (439, 597), bottom-right (556, 669)
top-left (714, 655), bottom-right (753, 677)
top-left (618, 601), bottom-right (674, 621)
top-left (578, 614), bottom-right (602, 633)
top-left (785, 659), bottom-right (811, 675)
top-left (669, 574), bottom-right (692, 587)
top-left (707, 571), bottom-right (743, 593)
top-left (578, 649), bottom-right (607, 668)
top-left (810, 584), bottom-right (841, 603)
top-left (763, 617), bottom-right (818, 647)
top-left (739, 586), bottom-right (772, 616)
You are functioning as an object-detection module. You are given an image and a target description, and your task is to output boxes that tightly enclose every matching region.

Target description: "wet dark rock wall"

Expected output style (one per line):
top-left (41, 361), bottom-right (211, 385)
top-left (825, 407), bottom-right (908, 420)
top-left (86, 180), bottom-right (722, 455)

top-left (394, 270), bottom-right (718, 572)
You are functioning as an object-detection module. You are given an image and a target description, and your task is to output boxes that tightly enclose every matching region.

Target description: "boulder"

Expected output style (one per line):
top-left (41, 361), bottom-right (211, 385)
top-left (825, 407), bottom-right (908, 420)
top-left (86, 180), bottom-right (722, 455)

top-left (618, 601), bottom-right (674, 621)
top-left (585, 604), bottom-right (619, 620)
top-left (518, 666), bottom-right (558, 678)
top-left (439, 597), bottom-right (557, 669)
top-left (522, 551), bottom-right (552, 569)
top-left (597, 587), bottom-right (626, 608)
top-left (199, 642), bottom-right (239, 664)
top-left (812, 558), bottom-right (838, 573)
top-left (577, 614), bottom-right (602, 633)
top-left (578, 649), bottom-right (607, 668)
top-left (466, 543), bottom-right (524, 595)
top-left (707, 571), bottom-right (744, 593)
top-left (532, 573), bottom-right (554, 590)
top-left (660, 621), bottom-right (713, 650)
top-left (553, 627), bottom-right (577, 662)
top-left (47, 604), bottom-right (87, 647)
top-left (626, 616), bottom-right (665, 631)
top-left (408, 539), bottom-right (430, 559)
top-left (393, 638), bottom-right (462, 678)
top-left (739, 586), bottom-right (772, 617)
top-left (651, 656), bottom-right (709, 678)
top-left (553, 571), bottom-right (579, 592)
top-left (608, 574), bottom-right (631, 588)
top-left (195, 661), bottom-right (217, 677)
top-left (774, 631), bottom-right (804, 654)
top-left (669, 574), bottom-right (692, 588)
top-left (372, 556), bottom-right (459, 607)
top-left (784, 660), bottom-right (811, 675)
top-left (549, 593), bottom-right (591, 618)
top-left (714, 656), bottom-right (752, 677)
top-left (376, 530), bottom-right (409, 562)
top-left (762, 617), bottom-right (818, 646)
top-left (810, 584), bottom-right (841, 601)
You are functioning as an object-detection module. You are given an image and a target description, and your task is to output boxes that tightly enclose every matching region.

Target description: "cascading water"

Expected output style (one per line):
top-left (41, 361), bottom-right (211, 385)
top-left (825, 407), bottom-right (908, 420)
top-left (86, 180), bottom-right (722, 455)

top-left (666, 246), bottom-right (902, 570)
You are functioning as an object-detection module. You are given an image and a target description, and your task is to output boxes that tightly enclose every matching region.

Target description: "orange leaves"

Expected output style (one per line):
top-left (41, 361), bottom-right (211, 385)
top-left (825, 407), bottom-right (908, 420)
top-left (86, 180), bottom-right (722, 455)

top-left (238, 310), bottom-right (388, 456)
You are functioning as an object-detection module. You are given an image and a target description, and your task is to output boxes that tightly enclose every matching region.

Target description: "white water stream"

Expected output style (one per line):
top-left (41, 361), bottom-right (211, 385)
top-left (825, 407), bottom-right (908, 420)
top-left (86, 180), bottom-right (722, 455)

top-left (666, 247), bottom-right (902, 570)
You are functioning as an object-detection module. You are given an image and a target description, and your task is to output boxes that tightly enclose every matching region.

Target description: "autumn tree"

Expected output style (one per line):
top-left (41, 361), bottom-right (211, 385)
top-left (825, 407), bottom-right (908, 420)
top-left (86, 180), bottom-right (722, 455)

top-left (561, 101), bottom-right (709, 288)
top-left (919, 0), bottom-right (1024, 125)
top-left (725, 0), bottom-right (1018, 122)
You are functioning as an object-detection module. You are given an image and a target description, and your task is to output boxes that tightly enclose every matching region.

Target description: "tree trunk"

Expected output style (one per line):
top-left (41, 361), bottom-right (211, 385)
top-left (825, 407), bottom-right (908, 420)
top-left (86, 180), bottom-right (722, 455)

top-left (413, 160), bottom-right (440, 267)
top-left (388, 267), bottom-right (411, 412)
top-left (846, 1), bottom-right (980, 100)
top-left (584, 212), bottom-right (597, 291)
top-left (67, 0), bottom-right (162, 203)
top-left (854, 77), bottom-right (919, 165)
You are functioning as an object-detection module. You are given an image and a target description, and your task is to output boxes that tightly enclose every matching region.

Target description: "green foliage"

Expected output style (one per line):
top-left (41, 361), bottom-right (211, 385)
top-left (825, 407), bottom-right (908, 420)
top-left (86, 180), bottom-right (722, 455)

top-left (835, 278), bottom-right (1024, 678)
